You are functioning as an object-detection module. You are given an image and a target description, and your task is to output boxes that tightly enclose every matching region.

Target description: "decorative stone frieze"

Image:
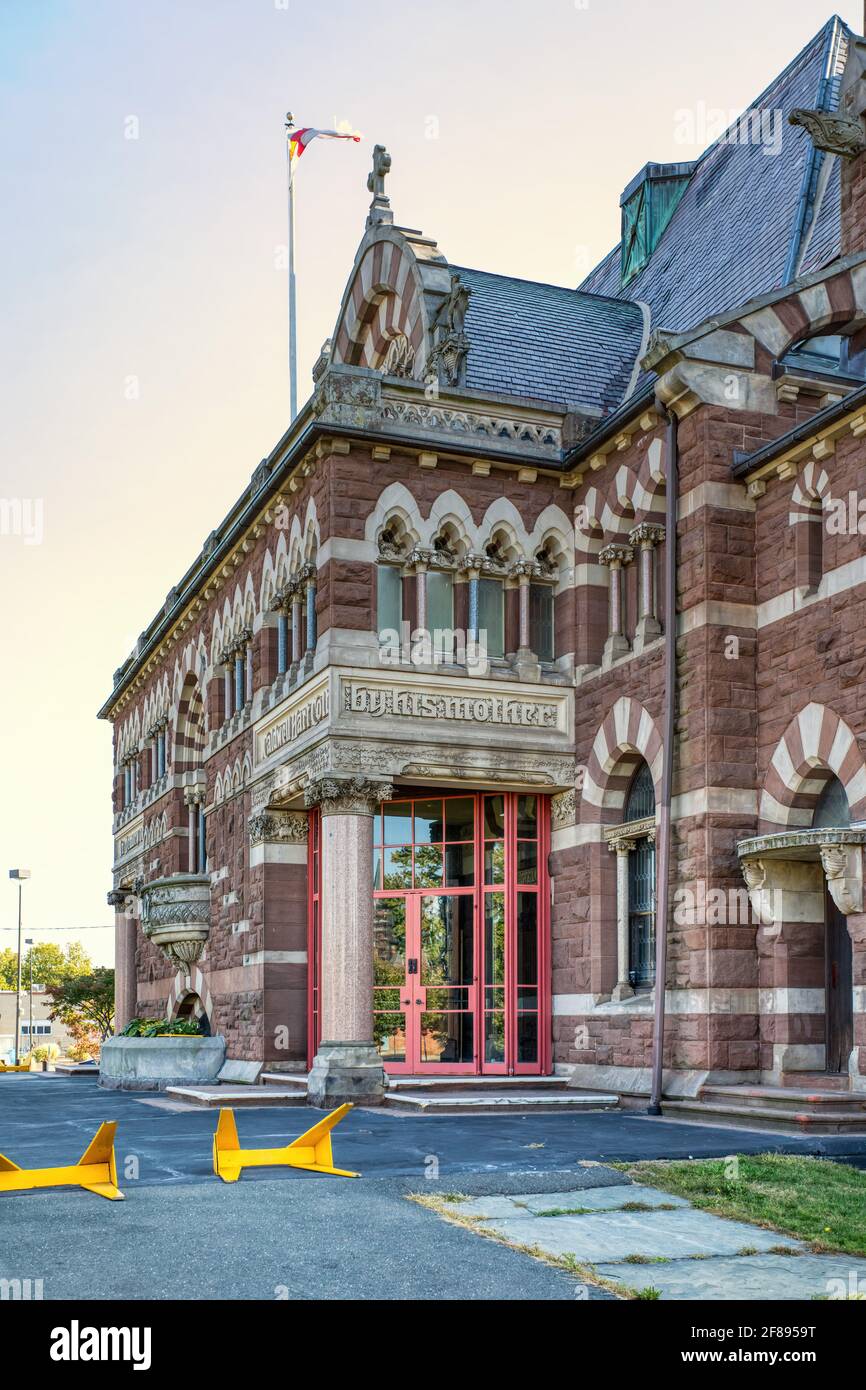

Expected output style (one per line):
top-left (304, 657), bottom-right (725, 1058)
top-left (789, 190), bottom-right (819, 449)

top-left (139, 874), bottom-right (211, 968)
top-left (248, 811), bottom-right (308, 846)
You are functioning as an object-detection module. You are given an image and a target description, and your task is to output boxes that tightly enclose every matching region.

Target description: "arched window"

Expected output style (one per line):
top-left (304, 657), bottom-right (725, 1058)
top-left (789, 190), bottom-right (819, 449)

top-left (622, 767), bottom-right (656, 995)
top-left (813, 775), bottom-right (851, 830)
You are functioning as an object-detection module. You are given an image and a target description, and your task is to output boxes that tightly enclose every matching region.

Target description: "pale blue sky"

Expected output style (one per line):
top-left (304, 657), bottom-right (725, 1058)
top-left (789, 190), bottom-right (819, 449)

top-left (0, 0), bottom-right (859, 960)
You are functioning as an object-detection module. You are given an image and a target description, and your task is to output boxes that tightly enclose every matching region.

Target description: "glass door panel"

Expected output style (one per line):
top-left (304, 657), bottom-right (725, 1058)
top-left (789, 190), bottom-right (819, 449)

top-left (370, 791), bottom-right (549, 1076)
top-left (373, 897), bottom-right (409, 1065)
top-left (483, 891), bottom-right (506, 1065)
top-left (418, 895), bottom-right (476, 1069)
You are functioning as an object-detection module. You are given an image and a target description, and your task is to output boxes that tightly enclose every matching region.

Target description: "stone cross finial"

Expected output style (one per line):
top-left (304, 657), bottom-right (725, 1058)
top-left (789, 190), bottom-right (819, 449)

top-left (367, 145), bottom-right (393, 226)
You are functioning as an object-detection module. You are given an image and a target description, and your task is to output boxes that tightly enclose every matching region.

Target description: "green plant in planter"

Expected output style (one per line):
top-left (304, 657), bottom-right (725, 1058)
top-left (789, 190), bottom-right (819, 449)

top-left (121, 1017), bottom-right (203, 1038)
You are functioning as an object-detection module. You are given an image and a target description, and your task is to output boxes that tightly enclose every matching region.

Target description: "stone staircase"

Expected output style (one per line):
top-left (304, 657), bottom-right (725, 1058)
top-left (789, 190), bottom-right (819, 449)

top-left (166, 1072), bottom-right (619, 1114)
top-left (662, 1081), bottom-right (866, 1135)
top-left (381, 1075), bottom-right (619, 1114)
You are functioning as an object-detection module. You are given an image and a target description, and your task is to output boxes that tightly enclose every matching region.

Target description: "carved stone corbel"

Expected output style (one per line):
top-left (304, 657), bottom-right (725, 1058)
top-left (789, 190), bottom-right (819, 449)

top-left (820, 843), bottom-right (863, 916)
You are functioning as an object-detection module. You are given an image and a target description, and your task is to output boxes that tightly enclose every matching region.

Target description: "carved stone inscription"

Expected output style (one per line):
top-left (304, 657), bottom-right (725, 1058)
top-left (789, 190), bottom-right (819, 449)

top-left (343, 680), bottom-right (562, 729)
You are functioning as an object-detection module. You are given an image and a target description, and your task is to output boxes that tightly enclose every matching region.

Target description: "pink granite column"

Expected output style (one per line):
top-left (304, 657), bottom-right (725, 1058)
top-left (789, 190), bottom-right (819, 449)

top-left (108, 890), bottom-right (138, 1033)
top-left (304, 776), bottom-right (393, 1108)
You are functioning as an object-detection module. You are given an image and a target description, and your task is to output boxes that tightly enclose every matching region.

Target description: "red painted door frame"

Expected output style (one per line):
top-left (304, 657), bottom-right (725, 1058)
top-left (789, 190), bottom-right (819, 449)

top-left (307, 792), bottom-right (551, 1076)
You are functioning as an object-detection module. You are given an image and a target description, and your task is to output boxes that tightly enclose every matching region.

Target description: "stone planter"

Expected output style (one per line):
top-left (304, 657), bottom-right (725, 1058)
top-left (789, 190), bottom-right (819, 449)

top-left (99, 1035), bottom-right (226, 1091)
top-left (139, 873), bottom-right (211, 968)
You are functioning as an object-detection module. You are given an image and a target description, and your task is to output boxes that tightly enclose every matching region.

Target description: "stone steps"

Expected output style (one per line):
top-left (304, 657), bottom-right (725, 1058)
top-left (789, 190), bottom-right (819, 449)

top-left (779, 1071), bottom-right (851, 1092)
top-left (382, 1089), bottom-right (619, 1114)
top-left (662, 1086), bottom-right (866, 1135)
top-left (703, 1084), bottom-right (866, 1112)
top-left (386, 1074), bottom-right (568, 1094)
top-left (165, 1085), bottom-right (307, 1107)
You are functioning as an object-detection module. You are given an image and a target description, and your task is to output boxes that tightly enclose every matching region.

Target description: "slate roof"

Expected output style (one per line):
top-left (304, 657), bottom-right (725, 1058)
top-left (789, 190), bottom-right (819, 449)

top-left (451, 265), bottom-right (646, 414)
top-left (579, 17), bottom-right (849, 339)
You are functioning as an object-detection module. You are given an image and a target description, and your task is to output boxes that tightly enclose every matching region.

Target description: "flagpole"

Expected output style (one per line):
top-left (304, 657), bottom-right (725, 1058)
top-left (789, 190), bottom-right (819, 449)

top-left (285, 112), bottom-right (298, 422)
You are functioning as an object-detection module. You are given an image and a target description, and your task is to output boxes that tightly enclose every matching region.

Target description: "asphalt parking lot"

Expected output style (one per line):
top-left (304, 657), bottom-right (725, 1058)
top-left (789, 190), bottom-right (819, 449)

top-left (2, 1075), bottom-right (865, 1300)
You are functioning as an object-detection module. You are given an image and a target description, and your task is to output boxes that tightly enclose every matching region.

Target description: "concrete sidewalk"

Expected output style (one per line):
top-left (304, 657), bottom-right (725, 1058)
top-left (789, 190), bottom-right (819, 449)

top-left (447, 1185), bottom-right (866, 1300)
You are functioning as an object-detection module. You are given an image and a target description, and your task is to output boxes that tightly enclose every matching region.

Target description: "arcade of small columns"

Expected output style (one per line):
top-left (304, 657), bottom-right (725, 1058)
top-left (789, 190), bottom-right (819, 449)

top-left (377, 520), bottom-right (561, 660)
top-left (598, 522), bottom-right (665, 662)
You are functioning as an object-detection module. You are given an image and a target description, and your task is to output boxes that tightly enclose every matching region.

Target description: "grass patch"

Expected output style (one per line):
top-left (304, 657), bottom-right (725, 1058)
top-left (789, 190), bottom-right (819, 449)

top-left (622, 1254), bottom-right (670, 1265)
top-left (622, 1155), bottom-right (866, 1256)
top-left (535, 1206), bottom-right (596, 1218)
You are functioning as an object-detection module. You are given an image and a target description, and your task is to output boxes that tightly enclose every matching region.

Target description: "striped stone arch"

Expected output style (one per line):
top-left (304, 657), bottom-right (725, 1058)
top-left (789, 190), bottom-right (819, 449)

top-left (733, 260), bottom-right (866, 373)
top-left (172, 673), bottom-right (205, 773)
top-left (331, 226), bottom-right (451, 381)
top-left (789, 458), bottom-right (832, 522)
top-left (581, 696), bottom-right (664, 823)
top-left (760, 702), bottom-right (866, 829)
top-left (166, 966), bottom-right (214, 1028)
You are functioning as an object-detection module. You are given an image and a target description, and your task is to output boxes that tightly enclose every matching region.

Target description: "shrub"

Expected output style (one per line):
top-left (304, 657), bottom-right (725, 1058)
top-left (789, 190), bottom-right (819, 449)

top-left (121, 1017), bottom-right (203, 1038)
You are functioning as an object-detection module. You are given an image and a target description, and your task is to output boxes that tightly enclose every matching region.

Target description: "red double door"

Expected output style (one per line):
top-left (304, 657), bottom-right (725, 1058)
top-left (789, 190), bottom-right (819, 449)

top-left (372, 792), bottom-right (549, 1075)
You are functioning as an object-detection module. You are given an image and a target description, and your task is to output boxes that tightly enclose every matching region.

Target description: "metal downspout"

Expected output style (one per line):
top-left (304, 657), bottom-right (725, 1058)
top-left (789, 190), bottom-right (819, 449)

top-left (648, 404), bottom-right (678, 1116)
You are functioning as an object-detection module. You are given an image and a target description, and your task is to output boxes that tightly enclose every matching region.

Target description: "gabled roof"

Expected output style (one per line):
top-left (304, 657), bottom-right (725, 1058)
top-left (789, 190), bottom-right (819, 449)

top-left (452, 265), bottom-right (646, 414)
top-left (579, 16), bottom-right (849, 337)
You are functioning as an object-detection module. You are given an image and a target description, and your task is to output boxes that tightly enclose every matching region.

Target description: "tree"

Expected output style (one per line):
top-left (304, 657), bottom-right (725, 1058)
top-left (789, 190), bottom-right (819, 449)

top-left (0, 941), bottom-right (93, 992)
top-left (47, 968), bottom-right (114, 1041)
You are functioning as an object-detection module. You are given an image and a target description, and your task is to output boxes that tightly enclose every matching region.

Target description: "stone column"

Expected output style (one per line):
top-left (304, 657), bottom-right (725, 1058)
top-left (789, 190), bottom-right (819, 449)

top-left (599, 543), bottom-right (633, 664)
top-left (511, 559), bottom-right (542, 681)
top-left (304, 776), bottom-right (393, 1108)
top-left (290, 583), bottom-right (303, 674)
top-left (108, 890), bottom-right (138, 1033)
top-left (303, 564), bottom-right (317, 661)
top-left (461, 553), bottom-right (484, 643)
top-left (410, 548), bottom-right (432, 633)
top-left (629, 523), bottom-right (665, 650)
top-left (609, 839), bottom-right (636, 1001)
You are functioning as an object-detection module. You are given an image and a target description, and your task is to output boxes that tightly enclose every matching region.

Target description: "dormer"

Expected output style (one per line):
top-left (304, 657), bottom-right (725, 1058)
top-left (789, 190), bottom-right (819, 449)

top-left (620, 161), bottom-right (695, 286)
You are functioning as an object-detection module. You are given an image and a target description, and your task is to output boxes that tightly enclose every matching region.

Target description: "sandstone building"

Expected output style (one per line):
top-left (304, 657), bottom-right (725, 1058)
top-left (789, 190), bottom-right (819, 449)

top-left (101, 18), bottom-right (866, 1120)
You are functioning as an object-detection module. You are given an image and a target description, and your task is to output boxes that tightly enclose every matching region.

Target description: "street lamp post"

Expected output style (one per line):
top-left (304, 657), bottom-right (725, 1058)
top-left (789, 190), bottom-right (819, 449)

top-left (9, 871), bottom-right (31, 1066)
top-left (24, 937), bottom-right (33, 1059)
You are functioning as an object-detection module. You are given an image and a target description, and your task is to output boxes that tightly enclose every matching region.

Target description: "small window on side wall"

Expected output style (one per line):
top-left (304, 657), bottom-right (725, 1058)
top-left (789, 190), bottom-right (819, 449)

top-left (478, 578), bottom-right (504, 659)
top-left (530, 584), bottom-right (555, 662)
top-left (377, 564), bottom-right (402, 639)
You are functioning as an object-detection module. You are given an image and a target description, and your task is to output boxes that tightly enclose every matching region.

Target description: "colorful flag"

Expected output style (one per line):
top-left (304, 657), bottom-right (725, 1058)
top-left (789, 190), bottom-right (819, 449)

top-left (288, 127), bottom-right (361, 169)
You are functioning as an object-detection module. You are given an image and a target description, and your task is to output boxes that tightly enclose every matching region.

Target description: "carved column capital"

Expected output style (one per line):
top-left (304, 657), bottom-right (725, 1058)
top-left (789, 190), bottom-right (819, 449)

top-left (304, 776), bottom-right (393, 818)
top-left (598, 543), bottom-right (634, 569)
top-left (408, 547), bottom-right (434, 573)
top-left (628, 523), bottom-right (666, 550)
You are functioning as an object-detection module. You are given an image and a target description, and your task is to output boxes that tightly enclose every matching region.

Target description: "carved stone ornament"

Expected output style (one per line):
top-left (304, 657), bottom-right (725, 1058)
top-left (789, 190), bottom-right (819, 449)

top-left (427, 272), bottom-right (472, 388)
top-left (598, 543), bottom-right (634, 568)
top-left (789, 107), bottom-right (866, 158)
top-left (139, 874), bottom-right (211, 968)
top-left (820, 843), bottom-right (863, 916)
top-left (382, 333), bottom-right (415, 380)
top-left (248, 810), bottom-right (308, 846)
top-left (366, 144), bottom-right (393, 227)
top-left (551, 789), bottom-right (577, 831)
top-left (304, 775), bottom-right (394, 818)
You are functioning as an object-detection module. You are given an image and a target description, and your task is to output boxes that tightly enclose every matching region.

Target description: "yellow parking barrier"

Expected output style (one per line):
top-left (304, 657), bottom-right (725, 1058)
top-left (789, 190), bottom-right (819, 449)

top-left (0, 1062), bottom-right (31, 1073)
top-left (212, 1103), bottom-right (359, 1181)
top-left (0, 1122), bottom-right (124, 1201)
